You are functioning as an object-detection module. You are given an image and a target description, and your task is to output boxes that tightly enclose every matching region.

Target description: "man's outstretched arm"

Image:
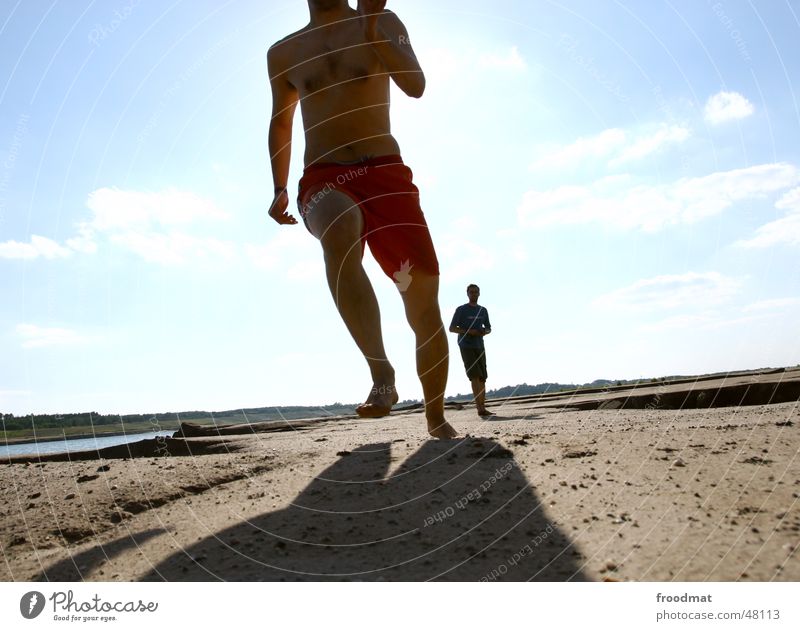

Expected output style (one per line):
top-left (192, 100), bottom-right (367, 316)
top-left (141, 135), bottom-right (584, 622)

top-left (359, 2), bottom-right (426, 98)
top-left (267, 43), bottom-right (299, 225)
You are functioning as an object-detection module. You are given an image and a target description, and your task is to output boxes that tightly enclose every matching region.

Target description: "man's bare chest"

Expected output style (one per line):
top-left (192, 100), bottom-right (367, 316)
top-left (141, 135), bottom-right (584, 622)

top-left (289, 36), bottom-right (380, 96)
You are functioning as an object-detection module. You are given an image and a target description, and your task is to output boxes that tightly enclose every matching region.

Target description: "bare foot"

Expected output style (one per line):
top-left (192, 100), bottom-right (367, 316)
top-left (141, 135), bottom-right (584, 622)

top-left (427, 418), bottom-right (459, 439)
top-left (356, 383), bottom-right (399, 418)
top-left (477, 408), bottom-right (495, 418)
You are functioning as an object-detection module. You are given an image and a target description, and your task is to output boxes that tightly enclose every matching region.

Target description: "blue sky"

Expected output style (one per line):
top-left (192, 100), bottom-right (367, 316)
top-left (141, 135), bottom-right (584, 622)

top-left (1, 0), bottom-right (799, 415)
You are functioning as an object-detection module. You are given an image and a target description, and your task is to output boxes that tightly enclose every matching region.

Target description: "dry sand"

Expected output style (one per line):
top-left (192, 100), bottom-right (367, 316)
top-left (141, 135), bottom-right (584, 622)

top-left (1, 369), bottom-right (799, 581)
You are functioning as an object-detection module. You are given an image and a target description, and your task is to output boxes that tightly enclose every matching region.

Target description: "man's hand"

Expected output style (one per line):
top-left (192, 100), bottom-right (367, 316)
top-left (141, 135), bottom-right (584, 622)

top-left (358, 0), bottom-right (387, 41)
top-left (268, 189), bottom-right (297, 225)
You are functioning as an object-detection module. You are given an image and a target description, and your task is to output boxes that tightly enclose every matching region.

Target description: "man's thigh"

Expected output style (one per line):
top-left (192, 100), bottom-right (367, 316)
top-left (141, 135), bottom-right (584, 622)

top-left (304, 190), bottom-right (365, 249)
top-left (460, 348), bottom-right (487, 380)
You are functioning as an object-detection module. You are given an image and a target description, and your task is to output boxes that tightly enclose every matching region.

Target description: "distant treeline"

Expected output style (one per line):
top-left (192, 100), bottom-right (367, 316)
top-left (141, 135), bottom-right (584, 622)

top-left (0, 404), bottom-right (357, 431)
top-left (1, 411), bottom-right (196, 431)
top-left (447, 382), bottom-right (578, 401)
top-left (0, 382), bottom-right (639, 430)
top-left (2, 371), bottom-right (767, 431)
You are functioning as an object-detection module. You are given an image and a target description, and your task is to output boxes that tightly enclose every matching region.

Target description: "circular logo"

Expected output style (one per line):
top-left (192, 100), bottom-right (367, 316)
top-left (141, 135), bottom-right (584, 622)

top-left (20, 591), bottom-right (46, 619)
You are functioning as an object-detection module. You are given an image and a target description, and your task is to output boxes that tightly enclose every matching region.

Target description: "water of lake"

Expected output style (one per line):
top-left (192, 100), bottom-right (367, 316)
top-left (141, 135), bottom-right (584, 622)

top-left (0, 430), bottom-right (175, 459)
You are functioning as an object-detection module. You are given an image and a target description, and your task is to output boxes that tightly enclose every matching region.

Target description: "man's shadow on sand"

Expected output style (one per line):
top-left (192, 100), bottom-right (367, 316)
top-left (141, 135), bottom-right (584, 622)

top-left (147, 438), bottom-right (586, 581)
top-left (41, 438), bottom-right (587, 581)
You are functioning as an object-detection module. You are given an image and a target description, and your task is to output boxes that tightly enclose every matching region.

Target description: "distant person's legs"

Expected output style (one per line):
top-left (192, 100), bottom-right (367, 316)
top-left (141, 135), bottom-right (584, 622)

top-left (470, 376), bottom-right (490, 416)
top-left (398, 272), bottom-right (458, 439)
top-left (461, 347), bottom-right (491, 416)
top-left (306, 190), bottom-right (397, 416)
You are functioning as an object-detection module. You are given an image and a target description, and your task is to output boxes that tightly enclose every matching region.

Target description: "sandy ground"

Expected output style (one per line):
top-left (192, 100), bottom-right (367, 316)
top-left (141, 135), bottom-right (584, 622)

top-left (1, 372), bottom-right (799, 582)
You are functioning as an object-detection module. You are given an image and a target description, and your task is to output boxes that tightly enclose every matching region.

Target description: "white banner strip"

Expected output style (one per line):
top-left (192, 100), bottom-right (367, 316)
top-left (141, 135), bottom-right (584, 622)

top-left (1, 582), bottom-right (797, 630)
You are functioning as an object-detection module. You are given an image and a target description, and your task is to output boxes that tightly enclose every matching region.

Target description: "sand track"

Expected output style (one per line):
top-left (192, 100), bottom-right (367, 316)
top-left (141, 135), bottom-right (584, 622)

top-left (1, 369), bottom-right (798, 581)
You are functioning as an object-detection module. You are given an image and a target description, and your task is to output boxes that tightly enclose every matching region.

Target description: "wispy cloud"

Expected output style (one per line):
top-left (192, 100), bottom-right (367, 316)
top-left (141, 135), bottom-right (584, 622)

top-left (420, 44), bottom-right (527, 82)
top-left (531, 124), bottom-right (690, 171)
top-left (1, 188), bottom-right (235, 264)
top-left (75, 187), bottom-right (233, 264)
top-left (438, 234), bottom-right (495, 281)
top-left (110, 232), bottom-right (235, 265)
top-left (704, 90), bottom-right (754, 125)
top-left (65, 223), bottom-right (97, 254)
top-left (610, 125), bottom-right (690, 166)
top-left (16, 324), bottom-right (87, 349)
top-left (531, 128), bottom-right (626, 170)
top-left (594, 272), bottom-right (741, 312)
top-left (0, 235), bottom-right (71, 260)
top-left (519, 162), bottom-right (800, 232)
top-left (639, 312), bottom-right (767, 333)
top-left (735, 186), bottom-right (800, 248)
top-left (478, 46), bottom-right (526, 71)
top-left (638, 295), bottom-right (798, 333)
top-left (638, 313), bottom-right (718, 333)
top-left (245, 229), bottom-right (319, 280)
top-left (742, 297), bottom-right (800, 312)
top-left (87, 187), bottom-right (228, 231)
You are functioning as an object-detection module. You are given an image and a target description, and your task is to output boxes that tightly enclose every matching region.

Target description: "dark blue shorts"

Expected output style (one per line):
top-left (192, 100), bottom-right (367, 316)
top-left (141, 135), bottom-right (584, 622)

top-left (460, 347), bottom-right (487, 381)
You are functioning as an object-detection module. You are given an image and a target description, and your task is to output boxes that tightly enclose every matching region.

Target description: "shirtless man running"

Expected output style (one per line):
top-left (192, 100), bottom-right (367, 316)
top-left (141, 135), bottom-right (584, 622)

top-left (267, 0), bottom-right (457, 439)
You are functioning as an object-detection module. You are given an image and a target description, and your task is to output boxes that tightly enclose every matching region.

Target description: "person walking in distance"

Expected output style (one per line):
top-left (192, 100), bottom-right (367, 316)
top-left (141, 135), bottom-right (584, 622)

top-left (266, 0), bottom-right (458, 439)
top-left (450, 284), bottom-right (493, 417)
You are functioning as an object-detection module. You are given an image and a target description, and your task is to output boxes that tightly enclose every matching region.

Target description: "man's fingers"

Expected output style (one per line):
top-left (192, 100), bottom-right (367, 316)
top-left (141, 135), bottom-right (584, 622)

top-left (359, 0), bottom-right (384, 14)
top-left (274, 212), bottom-right (297, 225)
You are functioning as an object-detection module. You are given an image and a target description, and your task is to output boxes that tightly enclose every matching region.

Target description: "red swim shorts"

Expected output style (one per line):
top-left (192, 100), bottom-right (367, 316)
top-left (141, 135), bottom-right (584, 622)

top-left (297, 154), bottom-right (440, 279)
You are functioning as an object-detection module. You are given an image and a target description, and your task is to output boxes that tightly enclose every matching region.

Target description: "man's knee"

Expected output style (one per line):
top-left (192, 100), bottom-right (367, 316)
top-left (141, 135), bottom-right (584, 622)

top-left (406, 302), bottom-right (443, 332)
top-left (402, 275), bottom-right (441, 323)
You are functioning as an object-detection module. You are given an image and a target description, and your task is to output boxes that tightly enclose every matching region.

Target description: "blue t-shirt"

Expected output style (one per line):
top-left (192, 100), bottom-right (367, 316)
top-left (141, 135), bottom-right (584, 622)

top-left (450, 303), bottom-right (491, 349)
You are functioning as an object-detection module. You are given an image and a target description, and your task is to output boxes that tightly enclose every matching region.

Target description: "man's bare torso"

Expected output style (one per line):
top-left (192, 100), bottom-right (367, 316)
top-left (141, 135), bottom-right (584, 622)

top-left (272, 10), bottom-right (400, 166)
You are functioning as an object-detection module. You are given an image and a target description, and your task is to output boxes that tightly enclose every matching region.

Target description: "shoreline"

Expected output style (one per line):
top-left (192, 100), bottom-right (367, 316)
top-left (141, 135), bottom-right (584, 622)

top-left (1, 427), bottom-right (175, 447)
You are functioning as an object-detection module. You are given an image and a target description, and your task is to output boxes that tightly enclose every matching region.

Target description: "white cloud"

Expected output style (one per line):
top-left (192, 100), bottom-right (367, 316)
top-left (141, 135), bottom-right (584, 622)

top-left (1, 189), bottom-right (231, 264)
top-left (419, 44), bottom-right (527, 82)
top-left (519, 162), bottom-right (800, 232)
top-left (110, 232), bottom-right (235, 265)
top-left (417, 47), bottom-right (463, 82)
top-left (0, 235), bottom-right (71, 260)
top-left (245, 229), bottom-right (319, 279)
top-left (704, 90), bottom-right (754, 125)
top-left (775, 186), bottom-right (800, 212)
top-left (16, 324), bottom-right (86, 349)
top-left (735, 186), bottom-right (800, 248)
top-left (87, 187), bottom-right (228, 230)
top-left (610, 125), bottom-right (691, 166)
top-left (736, 214), bottom-right (800, 248)
top-left (531, 128), bottom-right (627, 170)
top-left (65, 222), bottom-right (97, 254)
top-left (642, 296), bottom-right (799, 333)
top-left (594, 272), bottom-right (741, 312)
top-left (437, 234), bottom-right (495, 280)
top-left (479, 46), bottom-right (526, 71)
top-left (743, 297), bottom-right (800, 312)
top-left (638, 313), bottom-right (718, 333)
top-left (531, 124), bottom-right (690, 171)
top-left (66, 187), bottom-right (235, 264)
top-left (639, 312), bottom-right (767, 333)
